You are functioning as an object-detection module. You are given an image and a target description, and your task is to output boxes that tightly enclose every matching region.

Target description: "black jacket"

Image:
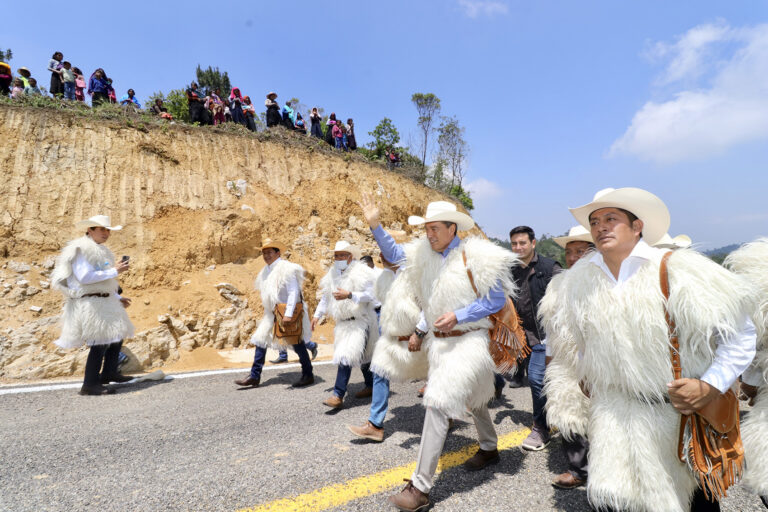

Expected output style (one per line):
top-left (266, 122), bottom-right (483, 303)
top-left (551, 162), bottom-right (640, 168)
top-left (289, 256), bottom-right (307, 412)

top-left (510, 253), bottom-right (561, 346)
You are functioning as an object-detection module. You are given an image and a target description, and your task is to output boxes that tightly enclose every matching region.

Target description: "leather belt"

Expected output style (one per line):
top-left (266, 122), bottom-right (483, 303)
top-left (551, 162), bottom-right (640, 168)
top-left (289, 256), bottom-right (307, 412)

top-left (81, 293), bottom-right (110, 298)
top-left (339, 317), bottom-right (357, 322)
top-left (433, 329), bottom-right (482, 338)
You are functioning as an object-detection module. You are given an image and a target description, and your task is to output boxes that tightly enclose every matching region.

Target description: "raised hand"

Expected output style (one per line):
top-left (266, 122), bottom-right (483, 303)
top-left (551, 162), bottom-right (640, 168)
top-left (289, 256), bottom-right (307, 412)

top-left (357, 191), bottom-right (381, 229)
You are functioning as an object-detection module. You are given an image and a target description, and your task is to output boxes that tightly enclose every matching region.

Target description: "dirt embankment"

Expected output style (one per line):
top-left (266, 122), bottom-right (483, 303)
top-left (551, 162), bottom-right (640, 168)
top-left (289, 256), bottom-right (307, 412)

top-left (0, 105), bottom-right (478, 380)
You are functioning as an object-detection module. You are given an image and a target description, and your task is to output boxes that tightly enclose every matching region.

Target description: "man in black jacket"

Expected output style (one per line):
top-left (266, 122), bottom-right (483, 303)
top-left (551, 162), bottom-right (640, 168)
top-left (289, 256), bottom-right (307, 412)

top-left (509, 226), bottom-right (561, 451)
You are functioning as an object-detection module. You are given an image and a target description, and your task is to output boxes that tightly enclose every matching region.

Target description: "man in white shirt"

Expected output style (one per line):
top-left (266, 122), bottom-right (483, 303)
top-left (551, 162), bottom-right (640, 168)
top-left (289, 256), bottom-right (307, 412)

top-left (539, 188), bottom-right (756, 512)
top-left (235, 239), bottom-right (314, 388)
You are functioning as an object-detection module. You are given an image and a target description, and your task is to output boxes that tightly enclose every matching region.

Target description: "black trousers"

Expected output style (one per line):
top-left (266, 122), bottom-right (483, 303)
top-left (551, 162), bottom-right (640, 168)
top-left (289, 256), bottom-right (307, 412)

top-left (563, 433), bottom-right (589, 480)
top-left (83, 341), bottom-right (123, 386)
top-left (596, 489), bottom-right (720, 512)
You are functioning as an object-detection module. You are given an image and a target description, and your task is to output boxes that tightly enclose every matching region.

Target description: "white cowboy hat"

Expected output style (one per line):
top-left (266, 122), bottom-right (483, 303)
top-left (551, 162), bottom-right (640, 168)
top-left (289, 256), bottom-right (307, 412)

top-left (408, 201), bottom-right (474, 231)
top-left (260, 238), bottom-right (288, 253)
top-left (654, 233), bottom-right (692, 250)
top-left (334, 240), bottom-right (361, 259)
top-left (552, 225), bottom-right (594, 249)
top-left (569, 187), bottom-right (670, 246)
top-left (75, 215), bottom-right (123, 231)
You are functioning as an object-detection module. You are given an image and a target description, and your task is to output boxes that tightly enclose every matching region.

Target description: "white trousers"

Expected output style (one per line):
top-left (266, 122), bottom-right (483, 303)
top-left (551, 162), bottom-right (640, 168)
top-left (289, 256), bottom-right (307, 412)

top-left (410, 405), bottom-right (498, 493)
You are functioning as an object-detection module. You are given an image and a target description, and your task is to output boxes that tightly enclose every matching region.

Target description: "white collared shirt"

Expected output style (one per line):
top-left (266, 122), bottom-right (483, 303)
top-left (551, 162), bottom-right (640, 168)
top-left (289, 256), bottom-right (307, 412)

top-left (262, 257), bottom-right (301, 318)
top-left (589, 240), bottom-right (756, 393)
top-left (313, 265), bottom-right (375, 319)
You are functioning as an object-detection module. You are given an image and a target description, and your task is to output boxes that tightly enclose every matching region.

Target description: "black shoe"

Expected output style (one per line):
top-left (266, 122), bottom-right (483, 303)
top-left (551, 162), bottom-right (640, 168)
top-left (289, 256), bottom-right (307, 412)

top-left (234, 376), bottom-right (260, 387)
top-left (100, 374), bottom-right (133, 384)
top-left (508, 378), bottom-right (525, 388)
top-left (292, 375), bottom-right (315, 387)
top-left (270, 357), bottom-right (288, 364)
top-left (79, 384), bottom-right (116, 396)
top-left (310, 346), bottom-right (318, 360)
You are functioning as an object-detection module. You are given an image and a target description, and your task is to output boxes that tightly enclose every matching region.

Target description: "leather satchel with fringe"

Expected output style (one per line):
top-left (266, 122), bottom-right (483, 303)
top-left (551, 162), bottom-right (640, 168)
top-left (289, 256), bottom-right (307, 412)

top-left (660, 251), bottom-right (744, 502)
top-left (463, 251), bottom-right (530, 374)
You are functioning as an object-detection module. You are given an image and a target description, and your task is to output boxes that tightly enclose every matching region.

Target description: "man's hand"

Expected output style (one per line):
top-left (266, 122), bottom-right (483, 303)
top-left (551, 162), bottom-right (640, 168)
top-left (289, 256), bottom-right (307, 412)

top-left (408, 333), bottom-right (422, 352)
top-left (668, 378), bottom-right (721, 415)
top-left (311, 317), bottom-right (319, 331)
top-left (333, 288), bottom-right (352, 301)
top-left (740, 382), bottom-right (759, 406)
top-left (116, 260), bottom-right (130, 274)
top-left (120, 297), bottom-right (132, 308)
top-left (357, 192), bottom-right (381, 229)
top-left (433, 312), bottom-right (458, 333)
top-left (282, 315), bottom-right (293, 323)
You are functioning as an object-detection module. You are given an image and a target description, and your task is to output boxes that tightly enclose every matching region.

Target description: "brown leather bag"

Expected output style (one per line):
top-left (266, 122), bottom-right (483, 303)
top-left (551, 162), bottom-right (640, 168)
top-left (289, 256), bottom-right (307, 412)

top-left (273, 303), bottom-right (303, 345)
top-left (463, 251), bottom-right (531, 373)
top-left (660, 252), bottom-right (744, 501)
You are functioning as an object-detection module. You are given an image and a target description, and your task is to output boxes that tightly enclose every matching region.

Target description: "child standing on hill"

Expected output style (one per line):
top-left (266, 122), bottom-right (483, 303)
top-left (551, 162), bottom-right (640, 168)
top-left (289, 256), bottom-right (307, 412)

top-left (11, 78), bottom-right (25, 99)
top-left (47, 51), bottom-right (64, 98)
top-left (73, 67), bottom-right (86, 102)
top-left (60, 62), bottom-right (76, 100)
top-left (24, 78), bottom-right (43, 96)
top-left (332, 120), bottom-right (345, 151)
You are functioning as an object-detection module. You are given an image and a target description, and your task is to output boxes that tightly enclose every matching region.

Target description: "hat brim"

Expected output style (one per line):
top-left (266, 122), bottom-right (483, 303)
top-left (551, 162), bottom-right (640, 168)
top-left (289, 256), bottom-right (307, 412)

top-left (260, 242), bottom-right (288, 253)
top-left (569, 188), bottom-right (670, 246)
top-left (408, 211), bottom-right (475, 231)
top-left (267, 93), bottom-right (277, 99)
top-left (552, 232), bottom-right (593, 249)
top-left (335, 247), bottom-right (362, 260)
top-left (75, 220), bottom-right (123, 231)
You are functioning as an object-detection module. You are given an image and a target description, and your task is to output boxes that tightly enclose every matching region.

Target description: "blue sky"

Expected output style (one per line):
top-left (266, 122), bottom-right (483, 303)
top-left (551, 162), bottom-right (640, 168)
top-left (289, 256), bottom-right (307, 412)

top-left (4, 1), bottom-right (767, 249)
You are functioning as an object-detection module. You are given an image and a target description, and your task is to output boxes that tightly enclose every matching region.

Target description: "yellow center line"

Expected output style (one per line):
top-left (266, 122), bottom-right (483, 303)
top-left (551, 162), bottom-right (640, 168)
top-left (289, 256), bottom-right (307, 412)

top-left (237, 426), bottom-right (531, 512)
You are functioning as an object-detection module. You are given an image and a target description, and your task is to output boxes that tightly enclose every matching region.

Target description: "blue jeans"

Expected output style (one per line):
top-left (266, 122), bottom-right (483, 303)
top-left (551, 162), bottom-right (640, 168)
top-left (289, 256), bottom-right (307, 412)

top-left (368, 372), bottom-right (391, 428)
top-left (334, 362), bottom-right (373, 398)
top-left (528, 344), bottom-right (547, 429)
top-left (250, 342), bottom-right (313, 380)
top-left (278, 340), bottom-right (316, 359)
top-left (63, 81), bottom-right (75, 100)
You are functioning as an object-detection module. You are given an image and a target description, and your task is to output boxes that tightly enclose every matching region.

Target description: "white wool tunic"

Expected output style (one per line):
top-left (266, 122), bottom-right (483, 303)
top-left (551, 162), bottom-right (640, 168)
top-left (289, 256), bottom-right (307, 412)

top-left (50, 236), bottom-right (134, 348)
top-left (315, 261), bottom-right (378, 368)
top-left (249, 257), bottom-right (312, 350)
top-left (541, 241), bottom-right (758, 512)
top-left (725, 238), bottom-right (768, 496)
top-left (399, 236), bottom-right (518, 418)
top-left (370, 266), bottom-right (428, 383)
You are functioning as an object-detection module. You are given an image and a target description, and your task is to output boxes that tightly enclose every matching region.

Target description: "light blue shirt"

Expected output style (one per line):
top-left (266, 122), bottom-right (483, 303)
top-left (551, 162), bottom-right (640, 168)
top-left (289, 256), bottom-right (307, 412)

top-left (371, 225), bottom-right (505, 328)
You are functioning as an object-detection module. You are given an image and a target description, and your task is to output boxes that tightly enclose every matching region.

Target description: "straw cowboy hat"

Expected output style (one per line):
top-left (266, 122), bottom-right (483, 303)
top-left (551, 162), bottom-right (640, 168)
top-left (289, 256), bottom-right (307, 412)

top-left (408, 201), bottom-right (474, 231)
top-left (17, 66), bottom-right (30, 74)
top-left (569, 187), bottom-right (670, 246)
top-left (266, 92), bottom-right (277, 100)
top-left (75, 215), bottom-right (123, 231)
top-left (654, 233), bottom-right (692, 250)
top-left (260, 238), bottom-right (287, 253)
top-left (334, 240), bottom-right (361, 259)
top-left (553, 225), bottom-right (593, 249)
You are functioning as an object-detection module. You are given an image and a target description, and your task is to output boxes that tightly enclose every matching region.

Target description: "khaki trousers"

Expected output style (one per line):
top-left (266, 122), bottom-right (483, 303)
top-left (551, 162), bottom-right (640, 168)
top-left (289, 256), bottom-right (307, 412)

top-left (410, 405), bottom-right (498, 493)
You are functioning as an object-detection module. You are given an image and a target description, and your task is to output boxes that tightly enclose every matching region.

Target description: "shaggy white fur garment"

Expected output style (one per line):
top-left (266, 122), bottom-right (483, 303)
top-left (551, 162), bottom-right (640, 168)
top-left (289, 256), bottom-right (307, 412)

top-left (540, 248), bottom-right (756, 512)
top-left (540, 274), bottom-right (590, 439)
top-left (249, 259), bottom-right (311, 350)
top-left (370, 266), bottom-right (428, 382)
top-left (400, 236), bottom-right (519, 417)
top-left (725, 238), bottom-right (768, 495)
top-left (51, 236), bottom-right (134, 348)
top-left (317, 261), bottom-right (378, 368)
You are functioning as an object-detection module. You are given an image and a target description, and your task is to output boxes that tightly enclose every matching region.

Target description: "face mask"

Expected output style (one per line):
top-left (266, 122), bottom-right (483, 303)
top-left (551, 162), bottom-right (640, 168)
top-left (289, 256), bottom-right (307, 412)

top-left (334, 260), bottom-right (349, 272)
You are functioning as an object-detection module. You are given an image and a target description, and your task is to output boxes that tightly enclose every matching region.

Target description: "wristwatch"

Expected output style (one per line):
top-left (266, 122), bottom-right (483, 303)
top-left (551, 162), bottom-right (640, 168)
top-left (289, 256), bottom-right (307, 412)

top-left (414, 328), bottom-right (427, 339)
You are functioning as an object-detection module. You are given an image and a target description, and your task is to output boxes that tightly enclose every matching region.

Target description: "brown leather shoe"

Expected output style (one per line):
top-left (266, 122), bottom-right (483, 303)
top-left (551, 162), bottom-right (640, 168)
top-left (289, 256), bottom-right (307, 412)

top-left (354, 386), bottom-right (373, 399)
top-left (348, 421), bottom-right (384, 442)
top-left (552, 471), bottom-right (585, 489)
top-left (463, 447), bottom-right (500, 471)
top-left (388, 479), bottom-right (430, 511)
top-left (234, 376), bottom-right (260, 387)
top-left (323, 395), bottom-right (343, 408)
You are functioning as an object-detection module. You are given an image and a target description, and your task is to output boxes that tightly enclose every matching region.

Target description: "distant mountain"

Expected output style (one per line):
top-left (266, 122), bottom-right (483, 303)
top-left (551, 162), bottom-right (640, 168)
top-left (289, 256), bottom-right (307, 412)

top-left (703, 243), bottom-right (741, 256)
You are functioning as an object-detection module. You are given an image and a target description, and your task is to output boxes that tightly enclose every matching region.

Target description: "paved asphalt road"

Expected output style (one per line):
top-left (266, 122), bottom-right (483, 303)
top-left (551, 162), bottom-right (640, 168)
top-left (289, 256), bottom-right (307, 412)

top-left (1, 362), bottom-right (765, 512)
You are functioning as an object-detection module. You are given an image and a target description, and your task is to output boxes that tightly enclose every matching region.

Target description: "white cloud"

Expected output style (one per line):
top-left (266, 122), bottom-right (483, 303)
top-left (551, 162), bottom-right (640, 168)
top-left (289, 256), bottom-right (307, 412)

top-left (609, 22), bottom-right (768, 164)
top-left (465, 177), bottom-right (504, 200)
top-left (458, 0), bottom-right (508, 18)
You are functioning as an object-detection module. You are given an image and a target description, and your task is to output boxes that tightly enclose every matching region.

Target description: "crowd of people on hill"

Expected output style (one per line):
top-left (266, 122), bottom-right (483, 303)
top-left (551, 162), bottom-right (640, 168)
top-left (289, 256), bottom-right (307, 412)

top-left (0, 51), bottom-right (357, 152)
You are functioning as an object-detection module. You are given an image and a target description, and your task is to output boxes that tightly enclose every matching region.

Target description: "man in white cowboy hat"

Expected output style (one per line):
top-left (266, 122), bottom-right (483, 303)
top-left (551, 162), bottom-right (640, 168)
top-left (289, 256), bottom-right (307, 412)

top-left (544, 225), bottom-right (595, 490)
top-left (234, 238), bottom-right (315, 389)
top-left (313, 240), bottom-right (378, 408)
top-left (724, 240), bottom-right (768, 509)
top-left (539, 187), bottom-right (757, 512)
top-left (359, 194), bottom-right (518, 512)
top-left (50, 215), bottom-right (134, 396)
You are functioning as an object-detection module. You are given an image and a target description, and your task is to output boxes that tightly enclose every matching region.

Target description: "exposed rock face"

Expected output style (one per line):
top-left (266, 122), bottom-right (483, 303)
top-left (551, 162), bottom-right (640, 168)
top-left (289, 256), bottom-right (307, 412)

top-left (0, 105), bottom-right (479, 380)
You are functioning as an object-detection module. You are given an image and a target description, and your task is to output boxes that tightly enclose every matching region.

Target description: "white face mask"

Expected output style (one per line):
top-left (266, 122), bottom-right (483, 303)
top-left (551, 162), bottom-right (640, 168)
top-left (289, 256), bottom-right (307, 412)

top-left (334, 260), bottom-right (349, 272)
